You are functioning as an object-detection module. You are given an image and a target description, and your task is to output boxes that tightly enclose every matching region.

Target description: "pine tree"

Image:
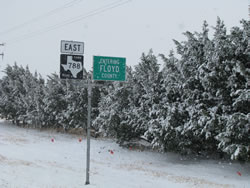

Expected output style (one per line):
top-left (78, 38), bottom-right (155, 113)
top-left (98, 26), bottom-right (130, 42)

top-left (60, 79), bottom-right (88, 130)
top-left (19, 67), bottom-right (46, 126)
top-left (42, 74), bottom-right (68, 128)
top-left (0, 64), bottom-right (27, 124)
top-left (146, 19), bottom-right (250, 160)
top-left (214, 20), bottom-right (250, 161)
top-left (93, 66), bottom-right (140, 142)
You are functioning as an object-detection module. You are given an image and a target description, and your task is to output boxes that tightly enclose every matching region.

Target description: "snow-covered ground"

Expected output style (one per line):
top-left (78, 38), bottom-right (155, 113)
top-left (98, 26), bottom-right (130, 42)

top-left (0, 119), bottom-right (249, 188)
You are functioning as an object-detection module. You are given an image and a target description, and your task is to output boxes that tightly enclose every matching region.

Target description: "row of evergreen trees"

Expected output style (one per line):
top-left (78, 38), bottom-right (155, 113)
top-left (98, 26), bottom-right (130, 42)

top-left (93, 19), bottom-right (250, 161)
top-left (0, 66), bottom-right (100, 130)
top-left (0, 18), bottom-right (249, 161)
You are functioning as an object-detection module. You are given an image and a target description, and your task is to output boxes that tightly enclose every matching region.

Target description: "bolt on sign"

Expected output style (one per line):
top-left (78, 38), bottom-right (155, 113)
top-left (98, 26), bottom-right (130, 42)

top-left (93, 56), bottom-right (126, 81)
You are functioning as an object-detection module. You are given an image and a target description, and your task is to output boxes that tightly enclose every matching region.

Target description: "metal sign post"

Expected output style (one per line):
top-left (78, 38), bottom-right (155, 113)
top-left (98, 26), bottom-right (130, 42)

top-left (84, 55), bottom-right (126, 185)
top-left (85, 74), bottom-right (92, 185)
top-left (59, 40), bottom-right (92, 184)
top-left (59, 42), bottom-right (126, 185)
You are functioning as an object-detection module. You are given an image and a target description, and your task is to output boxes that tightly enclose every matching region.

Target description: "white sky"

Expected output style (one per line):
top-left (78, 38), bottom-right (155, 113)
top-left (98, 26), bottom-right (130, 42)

top-left (0, 0), bottom-right (249, 78)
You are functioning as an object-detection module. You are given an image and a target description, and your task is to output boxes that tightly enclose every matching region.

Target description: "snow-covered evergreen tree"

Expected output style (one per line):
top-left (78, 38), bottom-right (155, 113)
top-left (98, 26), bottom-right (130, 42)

top-left (145, 50), bottom-right (187, 151)
top-left (59, 79), bottom-right (88, 130)
top-left (0, 64), bottom-right (46, 126)
top-left (93, 66), bottom-right (142, 142)
top-left (42, 73), bottom-right (90, 130)
top-left (0, 64), bottom-right (28, 124)
top-left (145, 19), bottom-right (249, 160)
top-left (18, 67), bottom-right (46, 126)
top-left (213, 20), bottom-right (250, 161)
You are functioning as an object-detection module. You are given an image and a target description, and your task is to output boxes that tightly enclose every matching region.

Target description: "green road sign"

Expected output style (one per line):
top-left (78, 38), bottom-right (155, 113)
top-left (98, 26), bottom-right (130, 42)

top-left (93, 56), bottom-right (126, 81)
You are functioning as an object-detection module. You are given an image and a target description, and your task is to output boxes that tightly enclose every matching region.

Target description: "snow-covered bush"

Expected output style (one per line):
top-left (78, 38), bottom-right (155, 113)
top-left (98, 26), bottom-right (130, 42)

top-left (145, 19), bottom-right (250, 160)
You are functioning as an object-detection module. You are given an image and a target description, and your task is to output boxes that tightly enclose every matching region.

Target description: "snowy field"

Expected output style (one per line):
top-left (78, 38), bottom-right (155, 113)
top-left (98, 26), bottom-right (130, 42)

top-left (0, 119), bottom-right (249, 188)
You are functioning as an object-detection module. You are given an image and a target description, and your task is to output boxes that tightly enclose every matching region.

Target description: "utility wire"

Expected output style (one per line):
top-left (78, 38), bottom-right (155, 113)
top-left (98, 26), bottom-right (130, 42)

top-left (5, 0), bottom-right (131, 45)
top-left (0, 0), bottom-right (84, 36)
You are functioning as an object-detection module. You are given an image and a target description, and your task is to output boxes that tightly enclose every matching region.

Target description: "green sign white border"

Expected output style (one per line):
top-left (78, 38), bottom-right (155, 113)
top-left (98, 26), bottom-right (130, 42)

top-left (92, 55), bottom-right (126, 82)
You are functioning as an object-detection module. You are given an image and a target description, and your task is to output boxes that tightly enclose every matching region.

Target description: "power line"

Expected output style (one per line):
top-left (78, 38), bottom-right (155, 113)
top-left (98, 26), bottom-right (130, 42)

top-left (0, 0), bottom-right (84, 36)
top-left (5, 0), bottom-right (131, 45)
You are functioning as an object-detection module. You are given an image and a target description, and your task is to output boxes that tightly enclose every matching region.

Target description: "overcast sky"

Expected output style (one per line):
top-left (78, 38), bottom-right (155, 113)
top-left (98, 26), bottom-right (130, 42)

top-left (0, 0), bottom-right (249, 78)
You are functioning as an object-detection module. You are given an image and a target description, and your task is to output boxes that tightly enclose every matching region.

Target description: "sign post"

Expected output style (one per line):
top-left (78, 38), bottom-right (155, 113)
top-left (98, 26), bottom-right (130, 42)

top-left (60, 40), bottom-right (92, 185)
top-left (60, 42), bottom-right (126, 185)
top-left (85, 74), bottom-right (91, 185)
